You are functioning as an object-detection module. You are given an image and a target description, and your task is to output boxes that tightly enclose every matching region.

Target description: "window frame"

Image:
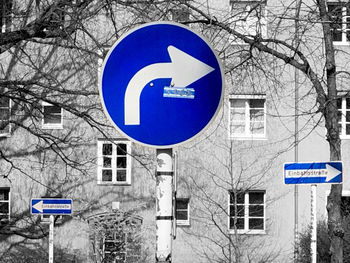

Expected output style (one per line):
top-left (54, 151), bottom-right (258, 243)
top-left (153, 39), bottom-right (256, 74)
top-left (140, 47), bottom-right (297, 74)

top-left (0, 187), bottom-right (10, 222)
top-left (41, 101), bottom-right (63, 129)
top-left (228, 190), bottom-right (266, 235)
top-left (103, 231), bottom-right (127, 263)
top-left (175, 198), bottom-right (190, 226)
top-left (0, 0), bottom-right (13, 33)
top-left (0, 96), bottom-right (11, 137)
top-left (228, 94), bottom-right (267, 140)
top-left (327, 2), bottom-right (350, 45)
top-left (97, 139), bottom-right (132, 185)
top-left (337, 97), bottom-right (350, 139)
top-left (229, 0), bottom-right (267, 45)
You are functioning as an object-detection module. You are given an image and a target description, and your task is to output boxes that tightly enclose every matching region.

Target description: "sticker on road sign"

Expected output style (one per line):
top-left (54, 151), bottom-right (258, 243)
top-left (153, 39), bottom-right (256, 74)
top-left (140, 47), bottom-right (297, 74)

top-left (163, 87), bottom-right (195, 99)
top-left (99, 22), bottom-right (223, 148)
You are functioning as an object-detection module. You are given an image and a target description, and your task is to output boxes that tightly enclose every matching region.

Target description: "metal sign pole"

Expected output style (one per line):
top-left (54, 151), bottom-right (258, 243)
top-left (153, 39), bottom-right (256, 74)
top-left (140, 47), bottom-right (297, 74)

top-left (311, 185), bottom-right (317, 263)
top-left (156, 148), bottom-right (173, 263)
top-left (49, 215), bottom-right (54, 263)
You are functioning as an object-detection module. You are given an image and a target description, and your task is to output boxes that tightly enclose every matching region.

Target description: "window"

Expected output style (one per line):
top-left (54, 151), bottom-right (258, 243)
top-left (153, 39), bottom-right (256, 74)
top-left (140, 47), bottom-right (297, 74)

top-left (97, 140), bottom-right (131, 185)
top-left (103, 231), bottom-right (126, 263)
top-left (0, 96), bottom-right (10, 136)
top-left (0, 0), bottom-right (12, 33)
top-left (337, 97), bottom-right (350, 138)
top-left (229, 1), bottom-right (267, 44)
top-left (229, 191), bottom-right (265, 234)
top-left (229, 95), bottom-right (266, 139)
top-left (328, 2), bottom-right (350, 44)
top-left (42, 102), bottom-right (63, 129)
top-left (88, 212), bottom-right (142, 263)
top-left (0, 188), bottom-right (10, 223)
top-left (175, 198), bottom-right (190, 226)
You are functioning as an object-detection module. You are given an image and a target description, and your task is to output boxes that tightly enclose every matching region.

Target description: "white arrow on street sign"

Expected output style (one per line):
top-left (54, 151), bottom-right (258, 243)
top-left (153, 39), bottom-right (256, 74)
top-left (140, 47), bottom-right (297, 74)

top-left (284, 162), bottom-right (343, 184)
top-left (124, 45), bottom-right (215, 125)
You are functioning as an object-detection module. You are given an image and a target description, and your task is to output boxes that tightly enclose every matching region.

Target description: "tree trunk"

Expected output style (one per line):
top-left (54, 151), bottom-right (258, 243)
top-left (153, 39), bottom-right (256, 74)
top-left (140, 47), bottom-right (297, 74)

top-left (317, 1), bottom-right (343, 262)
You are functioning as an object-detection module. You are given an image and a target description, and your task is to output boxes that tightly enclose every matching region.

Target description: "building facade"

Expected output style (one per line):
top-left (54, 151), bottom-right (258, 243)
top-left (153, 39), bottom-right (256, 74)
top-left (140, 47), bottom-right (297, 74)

top-left (1, 0), bottom-right (350, 262)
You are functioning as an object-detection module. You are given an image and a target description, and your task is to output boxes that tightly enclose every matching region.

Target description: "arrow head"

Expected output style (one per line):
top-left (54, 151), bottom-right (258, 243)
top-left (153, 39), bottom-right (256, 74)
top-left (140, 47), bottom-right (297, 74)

top-left (33, 200), bottom-right (43, 213)
top-left (168, 45), bottom-right (215, 87)
top-left (326, 164), bottom-right (342, 182)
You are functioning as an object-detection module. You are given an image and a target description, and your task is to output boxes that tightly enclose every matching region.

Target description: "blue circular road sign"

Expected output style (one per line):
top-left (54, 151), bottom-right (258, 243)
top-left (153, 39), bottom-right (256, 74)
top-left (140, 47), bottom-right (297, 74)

top-left (100, 22), bottom-right (223, 148)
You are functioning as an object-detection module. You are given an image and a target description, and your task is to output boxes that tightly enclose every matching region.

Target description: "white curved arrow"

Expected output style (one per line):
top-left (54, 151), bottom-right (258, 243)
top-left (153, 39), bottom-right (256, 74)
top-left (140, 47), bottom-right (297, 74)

top-left (124, 45), bottom-right (215, 125)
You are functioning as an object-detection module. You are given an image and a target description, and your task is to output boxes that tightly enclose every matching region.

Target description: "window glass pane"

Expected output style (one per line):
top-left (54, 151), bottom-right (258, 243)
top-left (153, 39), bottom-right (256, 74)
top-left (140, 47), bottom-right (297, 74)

top-left (337, 98), bottom-right (342, 109)
top-left (102, 143), bottom-right (112, 155)
top-left (249, 205), bottom-right (264, 217)
top-left (104, 254), bottom-right (116, 262)
top-left (231, 124), bottom-right (245, 134)
top-left (250, 109), bottom-right (264, 121)
top-left (117, 170), bottom-right (126, 182)
top-left (176, 199), bottom-right (188, 209)
top-left (231, 109), bottom-right (245, 121)
top-left (346, 111), bottom-right (350, 122)
top-left (117, 157), bottom-right (126, 168)
top-left (236, 205), bottom-right (245, 217)
top-left (43, 105), bottom-right (61, 124)
top-left (249, 99), bottom-right (264, 108)
top-left (105, 241), bottom-right (117, 251)
top-left (230, 205), bottom-right (245, 217)
top-left (0, 97), bottom-right (9, 107)
top-left (346, 98), bottom-right (350, 108)
top-left (0, 108), bottom-right (9, 119)
top-left (347, 7), bottom-right (350, 40)
top-left (230, 217), bottom-right (244, 230)
top-left (230, 192), bottom-right (245, 204)
top-left (250, 121), bottom-right (264, 134)
top-left (249, 218), bottom-right (264, 230)
top-left (117, 143), bottom-right (127, 155)
top-left (341, 196), bottom-right (350, 216)
top-left (249, 192), bottom-right (264, 204)
top-left (176, 210), bottom-right (188, 220)
top-left (44, 105), bottom-right (61, 114)
top-left (333, 30), bottom-right (343, 41)
top-left (103, 157), bottom-right (111, 168)
top-left (102, 170), bottom-right (112, 181)
top-left (338, 110), bottom-right (343, 122)
top-left (230, 99), bottom-right (245, 108)
top-left (338, 123), bottom-right (343, 135)
top-left (0, 203), bottom-right (9, 214)
top-left (0, 189), bottom-right (9, 200)
top-left (346, 124), bottom-right (350, 135)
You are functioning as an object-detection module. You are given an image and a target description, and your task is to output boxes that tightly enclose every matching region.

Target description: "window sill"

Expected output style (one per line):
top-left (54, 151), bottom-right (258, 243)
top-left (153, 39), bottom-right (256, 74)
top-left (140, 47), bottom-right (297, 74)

top-left (229, 136), bottom-right (267, 141)
top-left (42, 124), bottom-right (63, 130)
top-left (0, 133), bottom-right (11, 138)
top-left (340, 135), bottom-right (350, 140)
top-left (333, 42), bottom-right (350, 46)
top-left (97, 181), bottom-right (131, 186)
top-left (176, 220), bottom-right (190, 227)
top-left (229, 229), bottom-right (266, 235)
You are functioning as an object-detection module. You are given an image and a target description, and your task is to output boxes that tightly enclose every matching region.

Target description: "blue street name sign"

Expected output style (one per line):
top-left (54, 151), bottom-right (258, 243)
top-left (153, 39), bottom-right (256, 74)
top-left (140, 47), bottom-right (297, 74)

top-left (99, 22), bottom-right (223, 148)
top-left (284, 162), bottom-right (343, 184)
top-left (31, 199), bottom-right (72, 215)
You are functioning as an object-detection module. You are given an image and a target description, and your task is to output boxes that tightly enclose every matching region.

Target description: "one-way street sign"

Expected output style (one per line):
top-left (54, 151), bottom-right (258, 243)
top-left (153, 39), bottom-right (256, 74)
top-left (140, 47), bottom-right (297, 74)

top-left (31, 198), bottom-right (72, 215)
top-left (284, 162), bottom-right (343, 184)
